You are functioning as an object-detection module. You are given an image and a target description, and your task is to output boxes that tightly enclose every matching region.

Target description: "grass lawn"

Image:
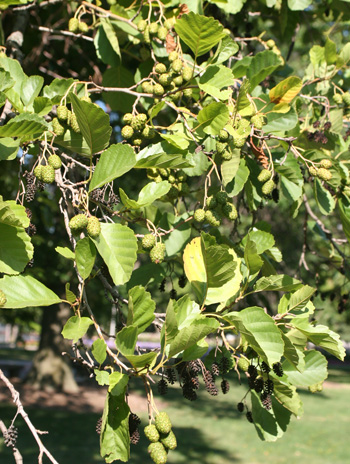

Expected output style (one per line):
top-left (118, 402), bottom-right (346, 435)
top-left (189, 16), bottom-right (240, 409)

top-left (0, 367), bottom-right (350, 464)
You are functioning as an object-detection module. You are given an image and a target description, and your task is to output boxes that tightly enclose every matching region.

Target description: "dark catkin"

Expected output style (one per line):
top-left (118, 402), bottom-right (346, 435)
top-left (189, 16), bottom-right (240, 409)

top-left (159, 278), bottom-right (166, 292)
top-left (166, 368), bottom-right (177, 384)
top-left (237, 402), bottom-right (244, 413)
top-left (157, 378), bottom-right (168, 395)
top-left (170, 288), bottom-right (177, 299)
top-left (90, 188), bottom-right (104, 203)
top-left (190, 376), bottom-right (200, 390)
top-left (25, 208), bottom-right (32, 220)
top-left (261, 392), bottom-right (272, 410)
top-left (260, 361), bottom-right (271, 373)
top-left (211, 361), bottom-right (220, 377)
top-left (254, 377), bottom-right (264, 393)
top-left (313, 120), bottom-right (321, 128)
top-left (24, 171), bottom-right (37, 202)
top-left (96, 417), bottom-right (102, 435)
top-left (107, 191), bottom-right (120, 207)
top-left (248, 377), bottom-right (256, 390)
top-left (246, 411), bottom-right (254, 423)
top-left (219, 356), bottom-right (230, 375)
top-left (324, 121), bottom-right (332, 131)
top-left (221, 379), bottom-right (230, 394)
top-left (4, 425), bottom-right (18, 447)
top-left (130, 429), bottom-right (140, 445)
top-left (26, 223), bottom-right (37, 236)
top-left (248, 364), bottom-right (258, 380)
top-left (264, 379), bottom-right (274, 395)
top-left (182, 383), bottom-right (197, 401)
top-left (129, 413), bottom-right (140, 445)
top-left (272, 188), bottom-right (279, 203)
top-left (206, 382), bottom-right (219, 396)
top-left (272, 362), bottom-right (284, 377)
top-left (203, 369), bottom-right (214, 386)
top-left (188, 360), bottom-right (201, 375)
top-left (178, 274), bottom-right (186, 288)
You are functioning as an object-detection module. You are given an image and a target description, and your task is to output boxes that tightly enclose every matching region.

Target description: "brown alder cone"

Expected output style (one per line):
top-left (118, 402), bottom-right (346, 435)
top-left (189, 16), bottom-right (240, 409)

top-left (179, 4), bottom-right (190, 15)
top-left (166, 33), bottom-right (177, 53)
top-left (250, 136), bottom-right (269, 169)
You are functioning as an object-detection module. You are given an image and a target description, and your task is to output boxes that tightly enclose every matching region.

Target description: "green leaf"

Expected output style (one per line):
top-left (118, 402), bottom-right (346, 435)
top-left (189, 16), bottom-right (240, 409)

top-left (100, 391), bottom-right (130, 463)
top-left (283, 350), bottom-right (328, 387)
top-left (43, 78), bottom-right (75, 104)
top-left (54, 128), bottom-right (92, 157)
top-left (33, 97), bottom-right (53, 116)
top-left (235, 79), bottom-right (254, 116)
top-left (0, 69), bottom-right (14, 92)
top-left (325, 38), bottom-right (337, 65)
top-left (338, 196), bottom-right (350, 243)
top-left (182, 338), bottom-right (209, 362)
top-left (124, 352), bottom-right (157, 371)
top-left (225, 158), bottom-right (250, 197)
top-left (119, 181), bottom-right (170, 209)
top-left (212, 35), bottom-right (239, 64)
top-left (263, 107), bottom-right (298, 134)
top-left (136, 141), bottom-right (194, 169)
top-left (198, 65), bottom-right (234, 100)
top-left (0, 273), bottom-right (61, 308)
top-left (69, 93), bottom-right (112, 155)
top-left (160, 133), bottom-right (190, 150)
top-left (92, 223), bottom-right (137, 286)
top-left (0, 138), bottom-right (19, 161)
top-left (89, 144), bottom-right (136, 191)
top-left (167, 317), bottom-right (219, 358)
top-left (292, 320), bottom-right (345, 360)
top-left (197, 102), bottom-right (229, 135)
top-left (92, 339), bottom-right (107, 365)
top-left (174, 12), bottom-right (226, 57)
top-left (55, 246), bottom-right (75, 260)
top-left (253, 275), bottom-right (303, 292)
top-left (244, 228), bottom-right (275, 254)
top-left (221, 149), bottom-right (241, 184)
top-left (160, 212), bottom-right (191, 257)
top-left (287, 0), bottom-right (312, 10)
top-left (0, 200), bottom-right (29, 228)
top-left (0, 112), bottom-right (49, 138)
top-left (269, 76), bottom-right (302, 104)
top-left (21, 75), bottom-right (44, 109)
top-left (95, 19), bottom-right (121, 67)
top-left (102, 66), bottom-right (135, 113)
top-left (65, 283), bottom-right (76, 304)
top-left (183, 235), bottom-right (242, 305)
top-left (115, 325), bottom-right (137, 356)
top-left (278, 285), bottom-right (315, 317)
top-left (244, 237), bottom-right (263, 275)
top-left (247, 51), bottom-right (283, 90)
top-left (313, 178), bottom-right (335, 215)
top-left (226, 307), bottom-right (284, 365)
top-left (94, 369), bottom-right (110, 386)
top-left (61, 316), bottom-right (93, 343)
top-left (108, 372), bottom-right (129, 396)
top-left (75, 237), bottom-right (96, 280)
top-left (127, 286), bottom-right (155, 334)
top-left (281, 333), bottom-right (305, 372)
top-left (173, 295), bottom-right (201, 330)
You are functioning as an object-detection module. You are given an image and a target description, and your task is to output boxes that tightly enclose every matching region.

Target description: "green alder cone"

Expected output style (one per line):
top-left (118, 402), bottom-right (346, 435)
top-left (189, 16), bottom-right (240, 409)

top-left (149, 22), bottom-right (159, 35)
top-left (206, 195), bottom-right (217, 209)
top-left (183, 88), bottom-right (192, 98)
top-left (317, 167), bottom-right (332, 181)
top-left (131, 136), bottom-right (143, 146)
top-left (172, 75), bottom-right (183, 86)
top-left (143, 26), bottom-right (151, 44)
top-left (194, 208), bottom-right (206, 222)
top-left (216, 141), bottom-right (227, 154)
top-left (148, 442), bottom-right (168, 464)
top-left (87, 216), bottom-right (101, 238)
top-left (137, 19), bottom-right (147, 32)
top-left (257, 169), bottom-right (272, 183)
top-left (237, 356), bottom-right (250, 372)
top-left (57, 105), bottom-right (68, 121)
top-left (160, 430), bottom-right (177, 450)
top-left (158, 73), bottom-right (172, 86)
top-left (218, 129), bottom-right (229, 141)
top-left (221, 150), bottom-right (232, 161)
top-left (154, 412), bottom-right (172, 434)
top-left (182, 66), bottom-right (193, 81)
top-left (142, 126), bottom-right (156, 139)
top-left (144, 424), bottom-right (160, 443)
top-left (251, 114), bottom-right (264, 130)
top-left (48, 155), bottom-right (62, 170)
top-left (171, 59), bottom-right (183, 73)
top-left (80, 96), bottom-right (92, 103)
top-left (164, 18), bottom-right (175, 30)
top-left (34, 165), bottom-right (43, 181)
top-left (154, 84), bottom-right (165, 96)
top-left (150, 243), bottom-right (166, 264)
top-left (52, 117), bottom-right (65, 136)
top-left (41, 165), bottom-right (55, 184)
top-left (320, 158), bottom-right (332, 169)
top-left (69, 214), bottom-right (88, 233)
top-left (142, 234), bottom-right (156, 250)
top-left (78, 21), bottom-right (89, 33)
top-left (0, 290), bottom-right (7, 306)
top-left (68, 17), bottom-right (79, 33)
top-left (121, 125), bottom-right (134, 139)
top-left (308, 166), bottom-right (317, 177)
top-left (222, 203), bottom-right (238, 221)
top-left (122, 113), bottom-right (133, 124)
top-left (70, 113), bottom-right (80, 133)
top-left (157, 26), bottom-right (168, 40)
top-left (232, 135), bottom-right (246, 148)
top-left (342, 92), bottom-right (350, 106)
top-left (205, 210), bottom-right (221, 227)
top-left (333, 93), bottom-right (343, 105)
top-left (155, 63), bottom-right (167, 74)
top-left (168, 51), bottom-right (178, 62)
top-left (215, 191), bottom-right (228, 205)
top-left (266, 39), bottom-right (275, 49)
top-left (262, 179), bottom-right (275, 195)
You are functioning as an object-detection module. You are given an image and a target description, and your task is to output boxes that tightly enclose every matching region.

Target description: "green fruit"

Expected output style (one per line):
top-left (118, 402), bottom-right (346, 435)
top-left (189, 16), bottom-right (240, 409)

top-left (34, 165), bottom-right (43, 181)
top-left (154, 84), bottom-right (165, 95)
top-left (317, 167), bottom-right (332, 181)
top-left (0, 290), bottom-right (7, 306)
top-left (157, 26), bottom-right (168, 41)
top-left (167, 185), bottom-right (179, 199)
top-left (138, 19), bottom-right (147, 32)
top-left (164, 18), bottom-right (175, 30)
top-left (168, 175), bottom-right (176, 184)
top-left (144, 25), bottom-right (151, 44)
top-left (172, 75), bottom-right (183, 86)
top-left (150, 243), bottom-right (166, 264)
top-left (177, 182), bottom-right (189, 194)
top-left (216, 141), bottom-right (227, 154)
top-left (142, 126), bottom-right (156, 139)
top-left (154, 412), bottom-right (172, 434)
top-left (149, 22), bottom-right (159, 35)
top-left (69, 214), bottom-right (88, 233)
top-left (137, 113), bottom-right (148, 125)
top-left (320, 158), bottom-right (332, 169)
top-left (262, 179), bottom-right (275, 195)
top-left (57, 105), bottom-right (68, 121)
top-left (219, 129), bottom-right (229, 141)
top-left (132, 137), bottom-right (143, 146)
top-left (238, 356), bottom-right (250, 372)
top-left (68, 17), bottom-right (79, 33)
top-left (122, 113), bottom-right (133, 124)
top-left (131, 114), bottom-right (147, 130)
top-left (158, 73), bottom-right (172, 86)
top-left (251, 114), bottom-right (264, 130)
top-left (182, 66), bottom-right (193, 81)
top-left (221, 150), bottom-right (232, 161)
top-left (142, 82), bottom-right (154, 94)
top-left (144, 424), bottom-right (160, 443)
top-left (147, 168), bottom-right (158, 178)
top-left (142, 234), bottom-right (156, 250)
top-left (148, 442), bottom-right (168, 464)
top-left (87, 216), bottom-right (101, 238)
top-left (170, 90), bottom-right (181, 101)
top-left (121, 125), bottom-right (134, 139)
top-left (237, 118), bottom-right (250, 131)
top-left (70, 113), bottom-right (80, 133)
top-left (171, 59), bottom-right (183, 73)
top-left (222, 203), bottom-right (238, 220)
top-left (78, 21), bottom-right (89, 33)
top-left (176, 171), bottom-right (187, 182)
top-left (266, 39), bottom-right (275, 49)
top-left (52, 117), bottom-right (65, 136)
top-left (41, 165), bottom-right (55, 183)
top-left (155, 63), bottom-right (167, 74)
top-left (194, 208), bottom-right (206, 222)
top-left (80, 96), bottom-right (92, 103)
top-left (233, 135), bottom-right (246, 148)
top-left (308, 166), bottom-right (317, 177)
top-left (154, 175), bottom-right (163, 183)
top-left (159, 168), bottom-right (169, 178)
top-left (342, 92), bottom-right (350, 106)
top-left (257, 169), bottom-right (272, 183)
top-left (205, 210), bottom-right (221, 227)
top-left (160, 430), bottom-right (177, 450)
top-left (183, 88), bottom-right (192, 98)
top-left (333, 93), bottom-right (343, 105)
top-left (168, 51), bottom-right (178, 62)
top-left (206, 196), bottom-right (217, 209)
top-left (215, 191), bottom-right (228, 205)
top-left (48, 155), bottom-right (62, 170)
